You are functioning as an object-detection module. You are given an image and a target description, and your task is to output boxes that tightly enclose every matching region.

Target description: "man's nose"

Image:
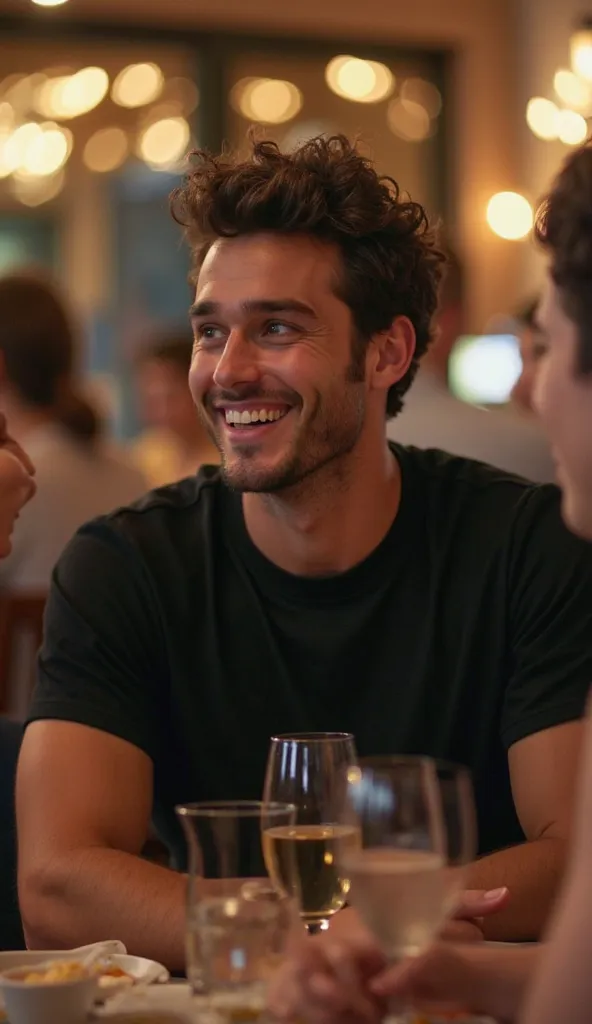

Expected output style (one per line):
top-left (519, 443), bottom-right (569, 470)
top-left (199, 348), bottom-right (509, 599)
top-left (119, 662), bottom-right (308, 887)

top-left (213, 330), bottom-right (261, 390)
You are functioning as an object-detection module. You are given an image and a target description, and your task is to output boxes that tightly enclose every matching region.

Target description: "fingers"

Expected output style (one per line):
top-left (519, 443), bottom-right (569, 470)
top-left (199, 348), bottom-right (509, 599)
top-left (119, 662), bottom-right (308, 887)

top-left (369, 943), bottom-right (473, 1011)
top-left (453, 887), bottom-right (509, 919)
top-left (4, 437), bottom-right (35, 477)
top-left (268, 936), bottom-right (385, 1024)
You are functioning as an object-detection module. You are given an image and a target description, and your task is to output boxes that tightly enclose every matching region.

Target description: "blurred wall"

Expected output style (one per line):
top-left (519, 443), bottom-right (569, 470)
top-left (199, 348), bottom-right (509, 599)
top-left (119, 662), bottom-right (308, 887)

top-left (31, 0), bottom-right (523, 330)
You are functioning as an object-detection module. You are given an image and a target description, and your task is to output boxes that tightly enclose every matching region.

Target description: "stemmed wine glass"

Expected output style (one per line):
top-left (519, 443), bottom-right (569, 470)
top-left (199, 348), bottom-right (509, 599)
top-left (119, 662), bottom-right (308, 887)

top-left (262, 732), bottom-right (358, 934)
top-left (335, 755), bottom-right (476, 1014)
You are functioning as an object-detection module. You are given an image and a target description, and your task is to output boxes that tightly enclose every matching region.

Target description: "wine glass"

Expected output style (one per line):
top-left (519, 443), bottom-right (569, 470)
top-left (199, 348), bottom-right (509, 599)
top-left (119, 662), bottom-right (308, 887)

top-left (336, 757), bottom-right (477, 964)
top-left (176, 799), bottom-right (302, 1010)
top-left (263, 732), bottom-right (358, 934)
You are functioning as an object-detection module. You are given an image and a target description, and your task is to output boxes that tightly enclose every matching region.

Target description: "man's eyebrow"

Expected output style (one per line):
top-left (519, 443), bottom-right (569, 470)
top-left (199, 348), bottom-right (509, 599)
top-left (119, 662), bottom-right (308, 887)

top-left (189, 298), bottom-right (318, 318)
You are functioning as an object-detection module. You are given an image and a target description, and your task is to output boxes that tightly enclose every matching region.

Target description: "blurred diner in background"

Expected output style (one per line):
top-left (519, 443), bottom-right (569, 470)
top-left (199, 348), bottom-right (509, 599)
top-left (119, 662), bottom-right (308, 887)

top-left (0, 0), bottom-right (591, 1021)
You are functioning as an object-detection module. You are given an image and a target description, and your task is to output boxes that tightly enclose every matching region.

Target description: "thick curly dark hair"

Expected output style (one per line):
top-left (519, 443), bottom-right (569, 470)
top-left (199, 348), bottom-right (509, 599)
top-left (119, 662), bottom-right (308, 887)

top-left (170, 135), bottom-right (445, 418)
top-left (535, 142), bottom-right (592, 375)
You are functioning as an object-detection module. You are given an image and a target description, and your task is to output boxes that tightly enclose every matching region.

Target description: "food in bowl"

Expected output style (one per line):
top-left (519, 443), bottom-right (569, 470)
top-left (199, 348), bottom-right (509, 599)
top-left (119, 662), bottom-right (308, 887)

top-left (16, 960), bottom-right (91, 985)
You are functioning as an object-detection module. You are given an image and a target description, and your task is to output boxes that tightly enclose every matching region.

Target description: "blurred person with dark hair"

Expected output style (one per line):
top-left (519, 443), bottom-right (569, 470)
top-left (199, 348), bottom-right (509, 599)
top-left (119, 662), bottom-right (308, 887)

top-left (267, 140), bottom-right (592, 1024)
top-left (131, 331), bottom-right (219, 487)
top-left (0, 271), bottom-right (146, 592)
top-left (511, 296), bottom-right (547, 414)
top-left (15, 137), bottom-right (592, 966)
top-left (390, 251), bottom-right (555, 481)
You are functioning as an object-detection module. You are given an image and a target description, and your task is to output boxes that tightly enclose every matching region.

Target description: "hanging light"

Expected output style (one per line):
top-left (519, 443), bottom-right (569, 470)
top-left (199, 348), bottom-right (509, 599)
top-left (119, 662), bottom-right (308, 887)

top-left (486, 192), bottom-right (533, 240)
top-left (571, 19), bottom-right (592, 82)
top-left (112, 63), bottom-right (164, 109)
top-left (325, 56), bottom-right (394, 103)
top-left (525, 97), bottom-right (560, 140)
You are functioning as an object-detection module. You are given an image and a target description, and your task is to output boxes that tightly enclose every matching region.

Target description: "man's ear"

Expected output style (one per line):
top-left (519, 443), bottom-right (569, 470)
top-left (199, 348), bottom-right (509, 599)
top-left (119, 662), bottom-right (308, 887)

top-left (367, 316), bottom-right (416, 395)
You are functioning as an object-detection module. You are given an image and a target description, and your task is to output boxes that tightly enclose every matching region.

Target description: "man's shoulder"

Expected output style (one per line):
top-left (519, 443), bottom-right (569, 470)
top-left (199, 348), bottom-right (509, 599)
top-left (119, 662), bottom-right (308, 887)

top-left (76, 464), bottom-right (225, 549)
top-left (395, 442), bottom-right (561, 532)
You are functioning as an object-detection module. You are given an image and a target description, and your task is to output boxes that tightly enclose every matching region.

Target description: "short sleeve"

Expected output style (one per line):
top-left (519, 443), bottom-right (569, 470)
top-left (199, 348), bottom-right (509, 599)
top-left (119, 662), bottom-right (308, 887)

top-left (501, 486), bottom-right (592, 750)
top-left (28, 518), bottom-right (169, 762)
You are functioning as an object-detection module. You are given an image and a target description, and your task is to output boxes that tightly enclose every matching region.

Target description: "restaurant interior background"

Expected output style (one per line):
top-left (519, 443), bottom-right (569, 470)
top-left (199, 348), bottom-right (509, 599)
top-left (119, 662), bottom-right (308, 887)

top-left (0, 0), bottom-right (589, 436)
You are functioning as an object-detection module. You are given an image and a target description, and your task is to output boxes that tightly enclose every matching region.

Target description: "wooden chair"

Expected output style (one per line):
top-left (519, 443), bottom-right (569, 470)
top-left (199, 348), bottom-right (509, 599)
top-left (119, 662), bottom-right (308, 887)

top-left (0, 594), bottom-right (47, 717)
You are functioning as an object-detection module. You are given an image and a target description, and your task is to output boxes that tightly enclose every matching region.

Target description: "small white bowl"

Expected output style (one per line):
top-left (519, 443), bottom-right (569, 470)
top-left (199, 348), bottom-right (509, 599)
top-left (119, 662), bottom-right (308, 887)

top-left (0, 964), bottom-right (98, 1024)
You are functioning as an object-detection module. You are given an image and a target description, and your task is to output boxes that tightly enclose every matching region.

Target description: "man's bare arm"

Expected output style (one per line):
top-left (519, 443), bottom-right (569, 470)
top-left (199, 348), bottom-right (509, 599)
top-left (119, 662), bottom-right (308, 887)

top-left (17, 721), bottom-right (187, 971)
top-left (521, 710), bottom-right (592, 1024)
top-left (465, 720), bottom-right (583, 940)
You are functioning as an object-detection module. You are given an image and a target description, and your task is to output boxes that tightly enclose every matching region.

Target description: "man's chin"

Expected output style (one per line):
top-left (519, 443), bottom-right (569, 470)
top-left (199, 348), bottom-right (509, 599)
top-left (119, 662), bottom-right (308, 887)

top-left (219, 455), bottom-right (303, 494)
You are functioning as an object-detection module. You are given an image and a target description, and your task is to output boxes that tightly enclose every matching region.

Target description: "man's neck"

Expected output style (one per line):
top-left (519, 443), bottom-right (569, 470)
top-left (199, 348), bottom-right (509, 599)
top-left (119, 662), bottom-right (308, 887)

top-left (242, 441), bottom-right (401, 576)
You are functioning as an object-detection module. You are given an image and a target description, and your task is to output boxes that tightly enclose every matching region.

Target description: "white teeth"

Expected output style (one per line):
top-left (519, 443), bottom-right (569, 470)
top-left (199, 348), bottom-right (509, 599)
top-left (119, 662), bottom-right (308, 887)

top-left (224, 408), bottom-right (287, 426)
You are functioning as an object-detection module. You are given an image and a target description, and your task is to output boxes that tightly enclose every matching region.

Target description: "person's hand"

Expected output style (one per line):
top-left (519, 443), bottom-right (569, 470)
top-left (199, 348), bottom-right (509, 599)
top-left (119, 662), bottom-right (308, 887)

top-left (369, 942), bottom-right (488, 1016)
top-left (268, 925), bottom-right (387, 1024)
top-left (441, 886), bottom-right (510, 942)
top-left (371, 939), bottom-right (537, 1022)
top-left (0, 413), bottom-right (35, 476)
top-left (268, 889), bottom-right (510, 1024)
top-left (0, 417), bottom-right (36, 557)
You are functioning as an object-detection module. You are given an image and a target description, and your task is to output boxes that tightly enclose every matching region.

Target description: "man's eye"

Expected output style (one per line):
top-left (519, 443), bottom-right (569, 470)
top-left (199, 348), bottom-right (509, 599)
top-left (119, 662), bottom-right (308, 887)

top-left (265, 321), bottom-right (293, 337)
top-left (197, 325), bottom-right (225, 341)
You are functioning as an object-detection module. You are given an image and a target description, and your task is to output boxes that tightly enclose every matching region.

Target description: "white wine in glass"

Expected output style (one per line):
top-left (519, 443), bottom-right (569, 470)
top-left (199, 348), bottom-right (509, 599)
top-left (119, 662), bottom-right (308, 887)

top-left (338, 758), bottom-right (477, 964)
top-left (263, 732), bottom-right (358, 933)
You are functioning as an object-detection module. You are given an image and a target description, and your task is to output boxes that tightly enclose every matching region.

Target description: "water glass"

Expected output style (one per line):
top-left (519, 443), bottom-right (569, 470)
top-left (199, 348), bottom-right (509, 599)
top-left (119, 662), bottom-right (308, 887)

top-left (176, 800), bottom-right (300, 1015)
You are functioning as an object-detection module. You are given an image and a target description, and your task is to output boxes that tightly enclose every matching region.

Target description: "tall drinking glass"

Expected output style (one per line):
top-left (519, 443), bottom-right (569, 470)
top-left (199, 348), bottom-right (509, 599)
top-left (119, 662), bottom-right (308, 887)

top-left (176, 800), bottom-right (300, 1016)
top-left (336, 757), bottom-right (477, 964)
top-left (262, 732), bottom-right (358, 934)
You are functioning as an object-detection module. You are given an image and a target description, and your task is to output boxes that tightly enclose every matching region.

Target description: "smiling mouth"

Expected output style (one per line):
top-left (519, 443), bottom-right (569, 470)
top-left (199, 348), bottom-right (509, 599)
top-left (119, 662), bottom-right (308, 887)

top-left (221, 407), bottom-right (290, 429)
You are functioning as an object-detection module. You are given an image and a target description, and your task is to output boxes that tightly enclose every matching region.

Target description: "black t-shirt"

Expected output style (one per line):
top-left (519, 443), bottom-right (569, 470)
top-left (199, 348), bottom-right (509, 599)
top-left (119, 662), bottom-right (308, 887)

top-left (29, 445), bottom-right (592, 866)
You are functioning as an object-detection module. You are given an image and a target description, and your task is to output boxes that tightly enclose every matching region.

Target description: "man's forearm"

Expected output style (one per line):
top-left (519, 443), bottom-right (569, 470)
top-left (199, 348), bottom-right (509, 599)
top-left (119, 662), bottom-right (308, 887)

top-left (21, 847), bottom-right (187, 971)
top-left (466, 837), bottom-right (565, 940)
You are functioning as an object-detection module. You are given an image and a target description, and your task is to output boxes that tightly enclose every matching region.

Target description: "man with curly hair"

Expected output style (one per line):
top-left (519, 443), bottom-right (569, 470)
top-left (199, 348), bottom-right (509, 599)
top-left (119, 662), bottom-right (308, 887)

top-left (16, 136), bottom-right (592, 968)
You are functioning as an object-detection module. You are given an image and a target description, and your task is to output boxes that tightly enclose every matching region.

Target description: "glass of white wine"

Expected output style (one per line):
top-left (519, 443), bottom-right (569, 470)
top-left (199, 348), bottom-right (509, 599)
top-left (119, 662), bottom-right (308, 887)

top-left (262, 732), bottom-right (358, 934)
top-left (336, 757), bottom-right (477, 977)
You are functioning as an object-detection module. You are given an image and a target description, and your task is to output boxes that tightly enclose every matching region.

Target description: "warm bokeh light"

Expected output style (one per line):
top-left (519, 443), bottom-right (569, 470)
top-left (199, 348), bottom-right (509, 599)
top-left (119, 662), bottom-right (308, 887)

top-left (571, 27), bottom-right (592, 82)
top-left (0, 128), bottom-right (13, 179)
top-left (325, 56), bottom-right (394, 103)
top-left (3, 122), bottom-right (43, 174)
top-left (486, 192), bottom-right (533, 240)
top-left (112, 63), bottom-right (164, 109)
top-left (137, 116), bottom-right (190, 169)
top-left (37, 67), bottom-right (109, 119)
top-left (231, 78), bottom-right (302, 124)
top-left (525, 97), bottom-right (560, 140)
top-left (10, 168), bottom-right (65, 206)
top-left (557, 108), bottom-right (588, 145)
top-left (0, 103), bottom-right (15, 129)
top-left (21, 122), bottom-right (71, 176)
top-left (31, 0), bottom-right (70, 6)
top-left (84, 127), bottom-right (129, 172)
top-left (553, 68), bottom-right (591, 110)
top-left (400, 78), bottom-right (442, 119)
top-left (387, 97), bottom-right (431, 141)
